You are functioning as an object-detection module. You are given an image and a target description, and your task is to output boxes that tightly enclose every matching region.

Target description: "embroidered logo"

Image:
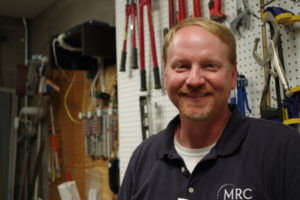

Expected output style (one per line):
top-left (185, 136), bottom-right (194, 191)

top-left (217, 183), bottom-right (253, 200)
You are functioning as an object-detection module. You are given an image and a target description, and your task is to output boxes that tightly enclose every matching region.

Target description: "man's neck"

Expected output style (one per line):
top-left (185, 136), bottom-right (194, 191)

top-left (176, 108), bottom-right (232, 148)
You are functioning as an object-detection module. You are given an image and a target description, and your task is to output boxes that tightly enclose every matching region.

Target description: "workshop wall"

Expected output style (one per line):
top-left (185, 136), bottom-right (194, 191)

top-left (116, 0), bottom-right (300, 183)
top-left (0, 16), bottom-right (24, 89)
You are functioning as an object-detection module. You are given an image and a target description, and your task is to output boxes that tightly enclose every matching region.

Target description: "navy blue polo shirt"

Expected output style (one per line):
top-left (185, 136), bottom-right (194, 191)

top-left (117, 106), bottom-right (300, 200)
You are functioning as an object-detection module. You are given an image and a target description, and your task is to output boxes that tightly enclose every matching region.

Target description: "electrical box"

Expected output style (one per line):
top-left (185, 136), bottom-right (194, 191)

top-left (50, 20), bottom-right (116, 71)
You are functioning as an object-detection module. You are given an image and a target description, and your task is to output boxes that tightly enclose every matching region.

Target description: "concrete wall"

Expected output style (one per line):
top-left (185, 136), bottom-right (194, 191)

top-left (30, 0), bottom-right (115, 55)
top-left (0, 16), bottom-right (24, 89)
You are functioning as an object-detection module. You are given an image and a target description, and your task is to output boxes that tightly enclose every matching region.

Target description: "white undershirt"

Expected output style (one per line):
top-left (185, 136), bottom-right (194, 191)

top-left (174, 137), bottom-right (215, 173)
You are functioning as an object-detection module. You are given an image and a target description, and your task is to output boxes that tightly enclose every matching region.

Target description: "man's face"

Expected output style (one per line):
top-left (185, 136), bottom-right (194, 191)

top-left (164, 25), bottom-right (237, 121)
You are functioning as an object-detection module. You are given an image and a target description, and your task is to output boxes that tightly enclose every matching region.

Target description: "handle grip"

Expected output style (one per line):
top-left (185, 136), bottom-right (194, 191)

top-left (153, 66), bottom-right (162, 89)
top-left (140, 69), bottom-right (147, 91)
top-left (131, 48), bottom-right (138, 69)
top-left (120, 51), bottom-right (127, 72)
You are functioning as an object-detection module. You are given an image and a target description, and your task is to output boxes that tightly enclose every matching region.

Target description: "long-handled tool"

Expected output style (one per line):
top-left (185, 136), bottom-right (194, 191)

top-left (193, 0), bottom-right (202, 17)
top-left (120, 0), bottom-right (130, 72)
top-left (168, 0), bottom-right (176, 28)
top-left (120, 0), bottom-right (138, 72)
top-left (253, 12), bottom-right (292, 98)
top-left (50, 104), bottom-right (61, 179)
top-left (139, 0), bottom-right (162, 91)
top-left (253, 11), bottom-right (293, 120)
top-left (129, 0), bottom-right (138, 70)
top-left (177, 0), bottom-right (187, 21)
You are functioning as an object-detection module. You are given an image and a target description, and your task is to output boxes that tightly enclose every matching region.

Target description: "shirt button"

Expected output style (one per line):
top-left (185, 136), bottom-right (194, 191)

top-left (181, 167), bottom-right (185, 173)
top-left (188, 187), bottom-right (194, 193)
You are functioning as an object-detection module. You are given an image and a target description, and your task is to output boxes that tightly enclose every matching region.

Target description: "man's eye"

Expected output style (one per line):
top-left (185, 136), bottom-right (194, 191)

top-left (205, 64), bottom-right (216, 68)
top-left (204, 64), bottom-right (219, 70)
top-left (175, 65), bottom-right (189, 70)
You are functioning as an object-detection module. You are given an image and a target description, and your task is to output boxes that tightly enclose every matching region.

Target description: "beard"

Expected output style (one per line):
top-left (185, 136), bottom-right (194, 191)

top-left (178, 99), bottom-right (212, 120)
top-left (176, 87), bottom-right (214, 121)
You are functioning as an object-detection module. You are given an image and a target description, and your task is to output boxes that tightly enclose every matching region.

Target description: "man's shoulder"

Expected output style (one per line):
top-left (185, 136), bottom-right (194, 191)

top-left (246, 116), bottom-right (297, 134)
top-left (243, 116), bottom-right (300, 144)
top-left (132, 129), bottom-right (167, 158)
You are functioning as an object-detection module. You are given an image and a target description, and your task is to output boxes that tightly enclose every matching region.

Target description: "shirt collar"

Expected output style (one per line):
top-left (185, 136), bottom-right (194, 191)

top-left (158, 104), bottom-right (249, 159)
top-left (214, 104), bottom-right (250, 156)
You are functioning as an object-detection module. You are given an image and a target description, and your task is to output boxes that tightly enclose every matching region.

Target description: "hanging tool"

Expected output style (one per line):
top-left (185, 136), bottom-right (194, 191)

top-left (50, 104), bottom-right (61, 179)
top-left (168, 0), bottom-right (176, 28)
top-left (264, 6), bottom-right (300, 25)
top-left (139, 95), bottom-right (153, 140)
top-left (208, 0), bottom-right (226, 20)
top-left (193, 0), bottom-right (202, 17)
top-left (252, 14), bottom-right (278, 120)
top-left (230, 0), bottom-right (252, 37)
top-left (237, 74), bottom-right (252, 115)
top-left (177, 0), bottom-right (187, 21)
top-left (120, 0), bottom-right (138, 72)
top-left (129, 0), bottom-right (138, 70)
top-left (253, 11), bottom-right (293, 120)
top-left (258, 0), bottom-right (272, 109)
top-left (283, 90), bottom-right (300, 119)
top-left (282, 87), bottom-right (300, 127)
top-left (163, 0), bottom-right (176, 37)
top-left (120, 0), bottom-right (130, 72)
top-left (269, 40), bottom-right (292, 97)
top-left (28, 140), bottom-right (45, 199)
top-left (139, 0), bottom-right (162, 91)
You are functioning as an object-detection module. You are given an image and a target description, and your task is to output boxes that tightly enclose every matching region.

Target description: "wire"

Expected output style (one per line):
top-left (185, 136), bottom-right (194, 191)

top-left (57, 33), bottom-right (82, 52)
top-left (52, 39), bottom-right (72, 82)
top-left (89, 68), bottom-right (101, 110)
top-left (64, 74), bottom-right (81, 124)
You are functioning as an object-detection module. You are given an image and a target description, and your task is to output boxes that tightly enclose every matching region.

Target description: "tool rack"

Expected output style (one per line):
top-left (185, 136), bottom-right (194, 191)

top-left (116, 0), bottom-right (300, 180)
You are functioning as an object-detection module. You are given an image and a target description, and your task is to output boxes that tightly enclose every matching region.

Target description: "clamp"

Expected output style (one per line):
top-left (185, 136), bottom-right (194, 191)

top-left (252, 11), bottom-right (292, 98)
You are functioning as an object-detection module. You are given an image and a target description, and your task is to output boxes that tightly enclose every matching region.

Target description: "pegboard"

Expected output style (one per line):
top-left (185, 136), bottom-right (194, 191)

top-left (115, 0), bottom-right (300, 182)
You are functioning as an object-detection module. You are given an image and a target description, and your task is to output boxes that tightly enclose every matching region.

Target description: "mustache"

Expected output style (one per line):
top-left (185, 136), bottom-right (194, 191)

top-left (177, 87), bottom-right (213, 94)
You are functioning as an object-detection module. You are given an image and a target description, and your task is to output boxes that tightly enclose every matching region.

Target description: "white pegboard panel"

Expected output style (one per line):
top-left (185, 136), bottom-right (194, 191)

top-left (116, 0), bottom-right (300, 182)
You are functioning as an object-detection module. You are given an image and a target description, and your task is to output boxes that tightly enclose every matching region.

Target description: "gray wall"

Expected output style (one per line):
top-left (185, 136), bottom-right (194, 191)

top-left (0, 0), bottom-right (115, 90)
top-left (0, 16), bottom-right (24, 89)
top-left (30, 0), bottom-right (115, 55)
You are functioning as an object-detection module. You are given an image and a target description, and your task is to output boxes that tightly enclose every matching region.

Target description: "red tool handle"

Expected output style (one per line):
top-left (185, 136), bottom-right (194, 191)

top-left (208, 0), bottom-right (226, 20)
top-left (168, 0), bottom-right (175, 28)
top-left (193, 0), bottom-right (202, 17)
top-left (139, 0), bottom-right (162, 91)
top-left (139, 0), bottom-right (147, 91)
top-left (178, 0), bottom-right (186, 21)
top-left (51, 134), bottom-right (59, 153)
top-left (146, 2), bottom-right (161, 89)
top-left (130, 3), bottom-right (138, 69)
top-left (120, 4), bottom-right (131, 72)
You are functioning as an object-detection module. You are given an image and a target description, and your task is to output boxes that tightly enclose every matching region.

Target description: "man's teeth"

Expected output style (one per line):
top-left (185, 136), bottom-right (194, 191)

top-left (186, 93), bottom-right (209, 97)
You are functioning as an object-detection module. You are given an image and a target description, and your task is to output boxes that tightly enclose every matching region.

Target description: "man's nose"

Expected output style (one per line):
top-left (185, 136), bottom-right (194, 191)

top-left (185, 66), bottom-right (205, 87)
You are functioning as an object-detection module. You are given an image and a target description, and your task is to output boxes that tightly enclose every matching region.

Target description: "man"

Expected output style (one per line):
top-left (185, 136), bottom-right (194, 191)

top-left (117, 18), bottom-right (300, 200)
